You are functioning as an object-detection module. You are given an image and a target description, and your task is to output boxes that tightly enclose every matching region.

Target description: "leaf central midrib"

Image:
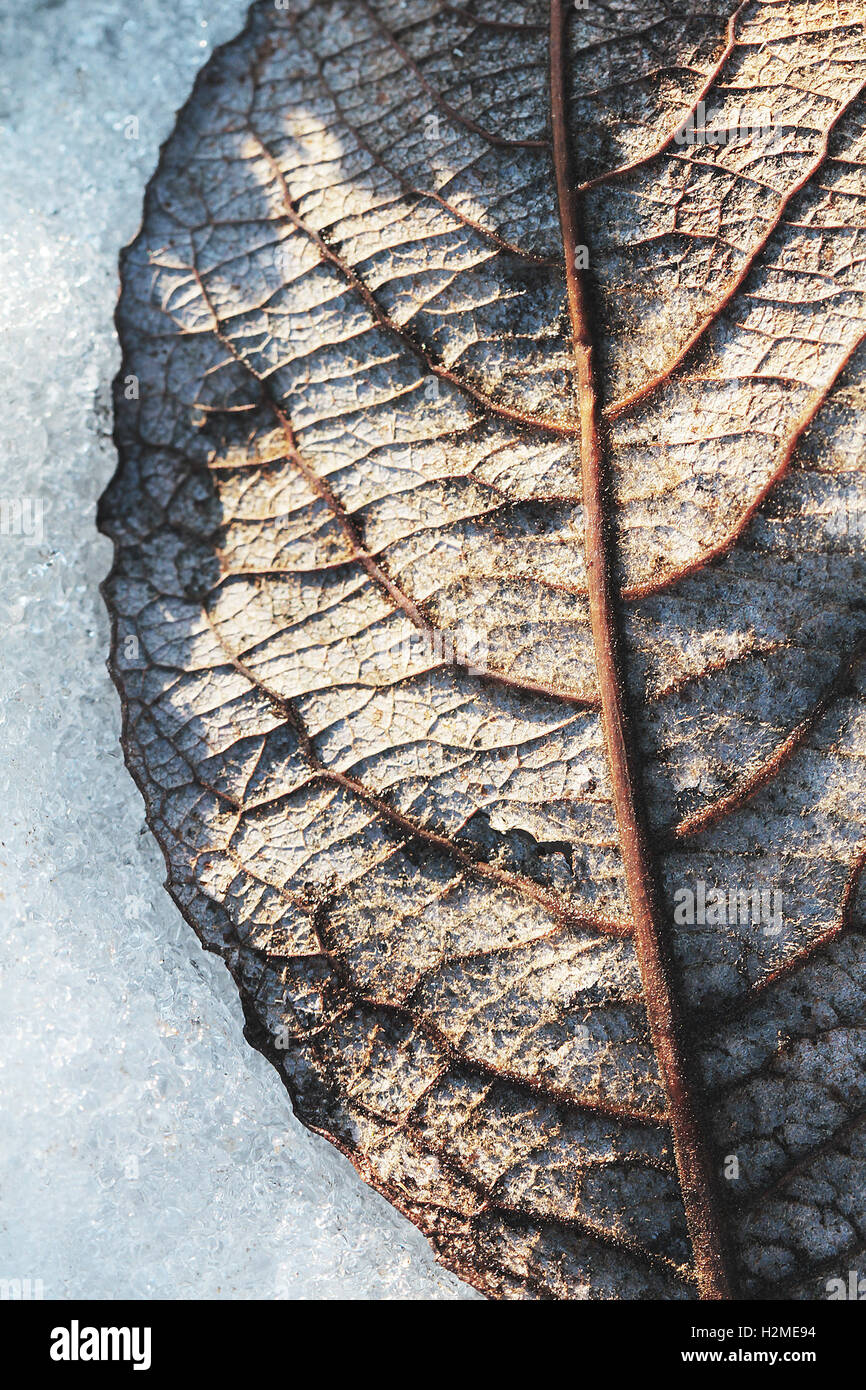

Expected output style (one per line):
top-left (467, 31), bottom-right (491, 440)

top-left (548, 0), bottom-right (734, 1302)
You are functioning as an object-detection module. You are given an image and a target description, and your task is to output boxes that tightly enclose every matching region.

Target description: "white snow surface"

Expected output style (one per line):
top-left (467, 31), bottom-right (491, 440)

top-left (0, 0), bottom-right (475, 1300)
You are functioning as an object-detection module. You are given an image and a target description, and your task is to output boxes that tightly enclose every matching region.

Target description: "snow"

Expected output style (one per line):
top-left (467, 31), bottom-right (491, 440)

top-left (0, 0), bottom-right (474, 1300)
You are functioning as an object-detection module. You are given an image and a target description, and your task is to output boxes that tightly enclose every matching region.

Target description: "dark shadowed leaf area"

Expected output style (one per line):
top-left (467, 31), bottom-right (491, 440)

top-left (99, 0), bottom-right (866, 1300)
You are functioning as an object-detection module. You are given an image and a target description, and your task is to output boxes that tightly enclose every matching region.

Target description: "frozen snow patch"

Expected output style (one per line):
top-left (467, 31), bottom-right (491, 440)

top-left (0, 0), bottom-right (474, 1300)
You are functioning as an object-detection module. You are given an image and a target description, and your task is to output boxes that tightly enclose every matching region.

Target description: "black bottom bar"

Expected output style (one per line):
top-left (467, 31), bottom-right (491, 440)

top-left (2, 1295), bottom-right (859, 1376)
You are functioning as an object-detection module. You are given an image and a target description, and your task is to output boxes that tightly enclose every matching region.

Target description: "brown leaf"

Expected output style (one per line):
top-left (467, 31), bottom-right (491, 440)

top-left (99, 0), bottom-right (866, 1300)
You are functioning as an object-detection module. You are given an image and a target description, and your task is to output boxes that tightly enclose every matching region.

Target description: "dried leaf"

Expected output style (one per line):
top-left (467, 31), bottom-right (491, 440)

top-left (99, 0), bottom-right (866, 1300)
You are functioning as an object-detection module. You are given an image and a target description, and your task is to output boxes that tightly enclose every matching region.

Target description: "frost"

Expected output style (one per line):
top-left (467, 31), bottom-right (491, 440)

top-left (0, 0), bottom-right (472, 1300)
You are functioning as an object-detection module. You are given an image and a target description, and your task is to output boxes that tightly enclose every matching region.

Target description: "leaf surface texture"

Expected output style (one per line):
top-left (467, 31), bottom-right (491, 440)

top-left (100, 0), bottom-right (866, 1299)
